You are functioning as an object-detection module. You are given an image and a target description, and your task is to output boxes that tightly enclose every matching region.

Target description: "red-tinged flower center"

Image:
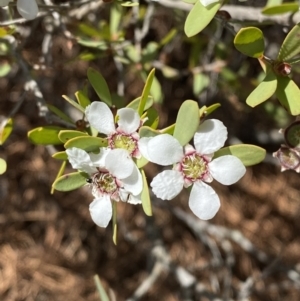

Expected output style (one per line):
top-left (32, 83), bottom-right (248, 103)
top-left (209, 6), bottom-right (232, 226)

top-left (180, 152), bottom-right (209, 182)
top-left (109, 133), bottom-right (138, 157)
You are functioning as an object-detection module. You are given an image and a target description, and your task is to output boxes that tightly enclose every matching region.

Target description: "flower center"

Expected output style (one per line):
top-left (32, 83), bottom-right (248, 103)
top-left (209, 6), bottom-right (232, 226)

top-left (92, 172), bottom-right (118, 195)
top-left (181, 153), bottom-right (208, 182)
top-left (109, 133), bottom-right (138, 156)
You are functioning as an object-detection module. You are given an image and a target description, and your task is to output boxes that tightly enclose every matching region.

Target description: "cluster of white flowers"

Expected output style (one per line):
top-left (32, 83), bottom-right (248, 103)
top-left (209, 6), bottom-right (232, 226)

top-left (0, 0), bottom-right (38, 20)
top-left (66, 101), bottom-right (246, 227)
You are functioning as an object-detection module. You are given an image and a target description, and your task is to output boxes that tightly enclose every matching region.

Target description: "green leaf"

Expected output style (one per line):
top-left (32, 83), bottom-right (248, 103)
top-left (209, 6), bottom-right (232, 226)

top-left (183, 0), bottom-right (197, 3)
top-left (143, 107), bottom-right (159, 129)
top-left (52, 172), bottom-right (88, 191)
top-left (150, 75), bottom-right (163, 103)
top-left (246, 67), bottom-right (277, 107)
top-left (62, 95), bottom-right (85, 113)
top-left (214, 144), bottom-right (266, 166)
top-left (112, 202), bottom-right (117, 245)
top-left (262, 3), bottom-right (298, 15)
top-left (277, 23), bottom-right (300, 61)
top-left (110, 3), bottom-right (122, 40)
top-left (0, 158), bottom-right (7, 175)
top-left (51, 161), bottom-right (67, 194)
top-left (266, 0), bottom-right (283, 5)
top-left (276, 76), bottom-right (300, 116)
top-left (193, 73), bottom-right (210, 95)
top-left (47, 104), bottom-right (74, 124)
top-left (184, 1), bottom-right (221, 37)
top-left (87, 67), bottom-right (112, 106)
top-left (52, 151), bottom-right (68, 160)
top-left (94, 275), bottom-right (110, 301)
top-left (136, 156), bottom-right (148, 169)
top-left (139, 126), bottom-right (160, 138)
top-left (28, 126), bottom-right (65, 145)
top-left (121, 1), bottom-right (139, 7)
top-left (234, 27), bottom-right (265, 58)
top-left (141, 169), bottom-right (152, 216)
top-left (64, 136), bottom-right (107, 151)
top-left (58, 130), bottom-right (88, 143)
top-left (0, 118), bottom-right (13, 145)
top-left (75, 90), bottom-right (91, 109)
top-left (126, 96), bottom-right (153, 111)
top-left (138, 69), bottom-right (155, 116)
top-left (0, 62), bottom-right (11, 77)
top-left (77, 39), bottom-right (109, 50)
top-left (173, 100), bottom-right (200, 146)
top-left (200, 103), bottom-right (221, 117)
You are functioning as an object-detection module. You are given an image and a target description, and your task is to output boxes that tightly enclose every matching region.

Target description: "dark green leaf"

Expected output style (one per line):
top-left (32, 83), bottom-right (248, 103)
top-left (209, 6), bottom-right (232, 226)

top-left (87, 67), bottom-right (112, 106)
top-left (277, 23), bottom-right (300, 61)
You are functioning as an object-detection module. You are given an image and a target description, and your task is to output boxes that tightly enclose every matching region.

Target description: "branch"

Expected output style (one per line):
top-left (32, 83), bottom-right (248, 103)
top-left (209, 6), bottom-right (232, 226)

top-left (153, 0), bottom-right (300, 26)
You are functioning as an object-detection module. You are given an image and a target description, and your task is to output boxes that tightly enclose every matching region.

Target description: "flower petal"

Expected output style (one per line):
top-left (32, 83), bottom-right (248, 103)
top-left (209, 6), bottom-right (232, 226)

top-left (122, 164), bottom-right (143, 195)
top-left (200, 0), bottom-right (220, 7)
top-left (89, 196), bottom-right (112, 228)
top-left (17, 0), bottom-right (38, 20)
top-left (138, 137), bottom-right (152, 160)
top-left (117, 108), bottom-right (140, 134)
top-left (85, 101), bottom-right (115, 135)
top-left (189, 182), bottom-right (220, 220)
top-left (194, 119), bottom-right (227, 154)
top-left (209, 155), bottom-right (246, 185)
top-left (144, 134), bottom-right (183, 166)
top-left (66, 147), bottom-right (97, 174)
top-left (105, 148), bottom-right (134, 179)
top-left (151, 170), bottom-right (184, 200)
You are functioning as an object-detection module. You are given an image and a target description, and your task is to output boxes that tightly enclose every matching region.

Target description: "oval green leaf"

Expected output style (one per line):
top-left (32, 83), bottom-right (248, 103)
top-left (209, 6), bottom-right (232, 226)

top-left (174, 100), bottom-right (200, 146)
top-left (262, 3), bottom-right (298, 15)
top-left (0, 118), bottom-right (13, 145)
top-left (52, 172), bottom-right (88, 192)
top-left (276, 76), bottom-right (300, 116)
top-left (28, 126), bottom-right (65, 145)
top-left (141, 169), bottom-right (152, 216)
top-left (58, 130), bottom-right (88, 143)
top-left (87, 67), bottom-right (112, 106)
top-left (64, 136), bottom-right (107, 151)
top-left (277, 23), bottom-right (300, 62)
top-left (214, 144), bottom-right (266, 166)
top-left (234, 27), bottom-right (265, 58)
top-left (0, 158), bottom-right (7, 175)
top-left (184, 1), bottom-right (221, 37)
top-left (52, 151), bottom-right (68, 160)
top-left (246, 67), bottom-right (277, 107)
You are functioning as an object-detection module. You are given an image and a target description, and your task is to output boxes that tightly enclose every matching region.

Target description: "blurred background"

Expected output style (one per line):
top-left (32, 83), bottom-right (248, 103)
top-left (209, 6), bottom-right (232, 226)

top-left (1, 0), bottom-right (300, 300)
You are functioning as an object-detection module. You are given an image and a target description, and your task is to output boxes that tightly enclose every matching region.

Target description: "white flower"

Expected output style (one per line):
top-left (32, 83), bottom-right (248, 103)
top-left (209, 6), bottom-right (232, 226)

top-left (66, 147), bottom-right (143, 228)
top-left (200, 0), bottom-right (220, 7)
top-left (17, 0), bottom-right (38, 20)
top-left (85, 101), bottom-right (142, 158)
top-left (139, 119), bottom-right (246, 220)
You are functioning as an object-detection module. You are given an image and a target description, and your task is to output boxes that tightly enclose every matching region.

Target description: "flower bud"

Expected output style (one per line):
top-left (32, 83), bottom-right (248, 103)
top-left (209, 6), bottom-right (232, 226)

top-left (273, 145), bottom-right (300, 172)
top-left (283, 120), bottom-right (300, 149)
